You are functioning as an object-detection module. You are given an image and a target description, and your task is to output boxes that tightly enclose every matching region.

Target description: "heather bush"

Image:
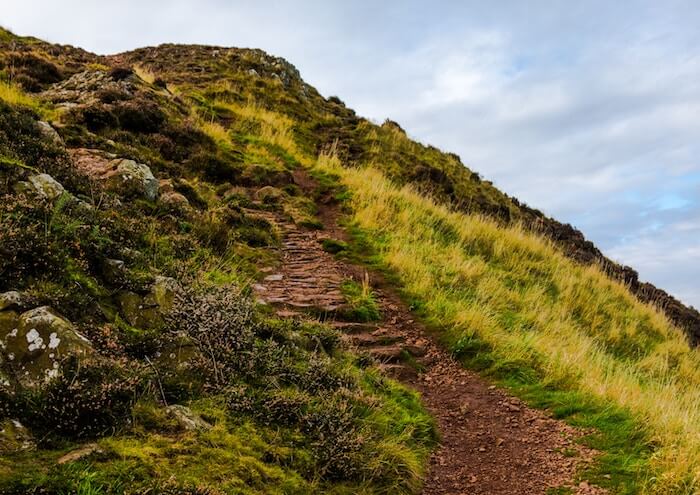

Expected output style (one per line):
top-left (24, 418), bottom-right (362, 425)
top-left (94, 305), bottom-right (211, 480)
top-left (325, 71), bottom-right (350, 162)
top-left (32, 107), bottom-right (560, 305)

top-left (13, 358), bottom-right (146, 441)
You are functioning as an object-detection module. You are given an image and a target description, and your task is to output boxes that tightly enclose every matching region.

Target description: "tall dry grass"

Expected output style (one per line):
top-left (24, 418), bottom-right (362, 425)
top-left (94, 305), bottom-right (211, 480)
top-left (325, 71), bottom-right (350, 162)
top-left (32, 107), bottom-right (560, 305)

top-left (316, 152), bottom-right (700, 494)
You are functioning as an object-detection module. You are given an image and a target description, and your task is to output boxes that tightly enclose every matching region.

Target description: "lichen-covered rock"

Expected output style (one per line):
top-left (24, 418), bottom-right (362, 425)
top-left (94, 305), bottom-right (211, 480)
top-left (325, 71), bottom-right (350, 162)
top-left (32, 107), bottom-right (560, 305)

top-left (0, 291), bottom-right (22, 311)
top-left (113, 159), bottom-right (158, 201)
top-left (116, 291), bottom-right (159, 329)
top-left (14, 173), bottom-right (66, 201)
top-left (117, 277), bottom-right (180, 329)
top-left (150, 276), bottom-right (179, 313)
top-left (36, 121), bottom-right (63, 145)
top-left (0, 307), bottom-right (92, 386)
top-left (0, 419), bottom-right (35, 453)
top-left (69, 148), bottom-right (158, 201)
top-left (165, 404), bottom-right (212, 432)
top-left (155, 330), bottom-right (200, 370)
top-left (42, 70), bottom-right (135, 107)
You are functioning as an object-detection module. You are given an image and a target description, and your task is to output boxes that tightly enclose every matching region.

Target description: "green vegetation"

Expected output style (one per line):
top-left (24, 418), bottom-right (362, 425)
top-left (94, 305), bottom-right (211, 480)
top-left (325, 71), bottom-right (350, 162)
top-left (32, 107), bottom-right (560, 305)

top-left (1, 315), bottom-right (435, 494)
top-left (321, 238), bottom-right (349, 255)
top-left (0, 34), bottom-right (434, 494)
top-left (315, 153), bottom-right (700, 493)
top-left (340, 276), bottom-right (382, 322)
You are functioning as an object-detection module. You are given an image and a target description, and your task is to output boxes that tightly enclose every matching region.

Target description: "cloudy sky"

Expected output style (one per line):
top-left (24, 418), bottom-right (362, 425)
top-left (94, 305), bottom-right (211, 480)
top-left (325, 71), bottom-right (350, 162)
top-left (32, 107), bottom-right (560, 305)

top-left (3, 0), bottom-right (699, 307)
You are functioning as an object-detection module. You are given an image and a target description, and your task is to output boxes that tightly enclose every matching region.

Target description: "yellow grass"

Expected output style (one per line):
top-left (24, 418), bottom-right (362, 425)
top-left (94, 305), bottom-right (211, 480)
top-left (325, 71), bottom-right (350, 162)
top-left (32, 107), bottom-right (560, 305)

top-left (0, 80), bottom-right (57, 120)
top-left (133, 64), bottom-right (157, 84)
top-left (199, 120), bottom-right (230, 146)
top-left (316, 152), bottom-right (700, 494)
top-left (0, 80), bottom-right (40, 108)
top-left (211, 98), bottom-right (310, 166)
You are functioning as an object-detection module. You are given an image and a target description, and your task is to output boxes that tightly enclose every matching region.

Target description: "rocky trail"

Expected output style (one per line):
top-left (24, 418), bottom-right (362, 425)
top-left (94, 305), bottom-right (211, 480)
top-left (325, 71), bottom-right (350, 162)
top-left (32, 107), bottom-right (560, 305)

top-left (252, 174), bottom-right (605, 495)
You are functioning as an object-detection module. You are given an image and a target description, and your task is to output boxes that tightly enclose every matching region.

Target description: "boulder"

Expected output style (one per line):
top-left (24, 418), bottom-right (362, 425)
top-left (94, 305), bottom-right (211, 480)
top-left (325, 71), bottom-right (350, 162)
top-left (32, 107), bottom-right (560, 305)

top-left (42, 70), bottom-right (135, 107)
top-left (102, 259), bottom-right (126, 284)
top-left (36, 121), bottom-right (63, 145)
top-left (69, 148), bottom-right (158, 201)
top-left (14, 173), bottom-right (66, 202)
top-left (0, 307), bottom-right (92, 386)
top-left (116, 291), bottom-right (159, 330)
top-left (117, 276), bottom-right (180, 329)
top-left (155, 330), bottom-right (200, 370)
top-left (150, 276), bottom-right (179, 313)
top-left (113, 159), bottom-right (158, 201)
top-left (0, 291), bottom-right (22, 311)
top-left (0, 419), bottom-right (35, 453)
top-left (165, 405), bottom-right (212, 432)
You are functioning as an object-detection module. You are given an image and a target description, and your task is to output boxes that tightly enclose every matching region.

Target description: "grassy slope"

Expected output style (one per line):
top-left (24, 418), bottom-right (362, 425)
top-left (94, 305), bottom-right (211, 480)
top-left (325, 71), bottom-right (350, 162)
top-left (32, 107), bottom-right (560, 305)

top-left (0, 46), bottom-right (435, 494)
top-left (315, 154), bottom-right (700, 494)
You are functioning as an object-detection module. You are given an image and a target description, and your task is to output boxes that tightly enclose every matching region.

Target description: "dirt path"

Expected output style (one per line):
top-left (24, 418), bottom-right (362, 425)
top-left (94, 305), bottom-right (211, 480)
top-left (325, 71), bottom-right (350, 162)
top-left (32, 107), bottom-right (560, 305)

top-left (251, 174), bottom-right (604, 495)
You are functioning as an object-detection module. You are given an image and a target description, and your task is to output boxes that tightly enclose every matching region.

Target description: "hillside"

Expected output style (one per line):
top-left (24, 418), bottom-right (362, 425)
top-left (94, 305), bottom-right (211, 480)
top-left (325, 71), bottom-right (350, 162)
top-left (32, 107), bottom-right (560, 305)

top-left (0, 27), bottom-right (698, 494)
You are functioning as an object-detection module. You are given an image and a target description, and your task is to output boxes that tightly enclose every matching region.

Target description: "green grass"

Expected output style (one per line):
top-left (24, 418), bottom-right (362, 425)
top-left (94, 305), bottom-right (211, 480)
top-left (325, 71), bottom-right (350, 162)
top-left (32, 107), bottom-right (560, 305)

top-left (340, 277), bottom-right (381, 322)
top-left (0, 368), bottom-right (436, 494)
top-left (321, 238), bottom-right (349, 255)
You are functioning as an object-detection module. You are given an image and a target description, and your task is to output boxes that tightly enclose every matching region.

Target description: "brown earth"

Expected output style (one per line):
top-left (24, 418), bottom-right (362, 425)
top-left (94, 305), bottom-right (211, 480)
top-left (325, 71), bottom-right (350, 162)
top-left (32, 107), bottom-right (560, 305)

top-left (252, 172), bottom-right (606, 495)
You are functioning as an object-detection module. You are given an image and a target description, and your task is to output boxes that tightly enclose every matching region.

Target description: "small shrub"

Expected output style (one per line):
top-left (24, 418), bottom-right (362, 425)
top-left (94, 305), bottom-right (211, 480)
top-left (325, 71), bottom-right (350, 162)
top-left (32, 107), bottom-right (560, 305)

top-left (339, 276), bottom-right (381, 322)
top-left (23, 358), bottom-right (146, 440)
top-left (78, 104), bottom-right (119, 132)
top-left (113, 99), bottom-right (165, 133)
top-left (320, 238), bottom-right (348, 255)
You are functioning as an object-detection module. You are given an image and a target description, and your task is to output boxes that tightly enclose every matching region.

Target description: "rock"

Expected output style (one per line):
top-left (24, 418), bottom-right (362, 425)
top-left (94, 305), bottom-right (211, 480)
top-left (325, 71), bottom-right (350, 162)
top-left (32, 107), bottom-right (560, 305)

top-left (42, 70), bottom-right (135, 107)
top-left (160, 191), bottom-right (190, 210)
top-left (0, 307), bottom-right (92, 386)
top-left (57, 443), bottom-right (103, 464)
top-left (102, 259), bottom-right (126, 284)
top-left (117, 291), bottom-right (158, 329)
top-left (14, 173), bottom-right (66, 201)
top-left (165, 405), bottom-right (212, 432)
top-left (505, 402), bottom-right (521, 413)
top-left (149, 276), bottom-right (179, 313)
top-left (115, 159), bottom-right (158, 201)
top-left (158, 178), bottom-right (175, 194)
top-left (117, 277), bottom-right (180, 329)
top-left (255, 186), bottom-right (283, 204)
top-left (0, 311), bottom-right (19, 341)
top-left (159, 180), bottom-right (190, 211)
top-left (69, 148), bottom-right (158, 201)
top-left (0, 419), bottom-right (34, 453)
top-left (0, 291), bottom-right (22, 311)
top-left (155, 331), bottom-right (200, 370)
top-left (36, 121), bottom-right (63, 145)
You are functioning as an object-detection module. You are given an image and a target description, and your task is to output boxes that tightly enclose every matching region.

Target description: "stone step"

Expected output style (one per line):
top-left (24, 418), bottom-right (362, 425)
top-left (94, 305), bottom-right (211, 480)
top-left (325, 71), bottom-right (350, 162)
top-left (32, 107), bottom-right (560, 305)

top-left (328, 321), bottom-right (381, 334)
top-left (367, 344), bottom-right (407, 363)
top-left (343, 332), bottom-right (405, 347)
top-left (379, 363), bottom-right (418, 381)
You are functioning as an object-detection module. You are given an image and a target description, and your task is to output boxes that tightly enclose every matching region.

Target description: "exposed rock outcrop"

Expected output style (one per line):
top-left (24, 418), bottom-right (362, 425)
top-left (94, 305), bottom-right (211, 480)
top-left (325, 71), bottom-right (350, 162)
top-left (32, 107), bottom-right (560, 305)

top-left (14, 173), bottom-right (66, 201)
top-left (69, 148), bottom-right (158, 201)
